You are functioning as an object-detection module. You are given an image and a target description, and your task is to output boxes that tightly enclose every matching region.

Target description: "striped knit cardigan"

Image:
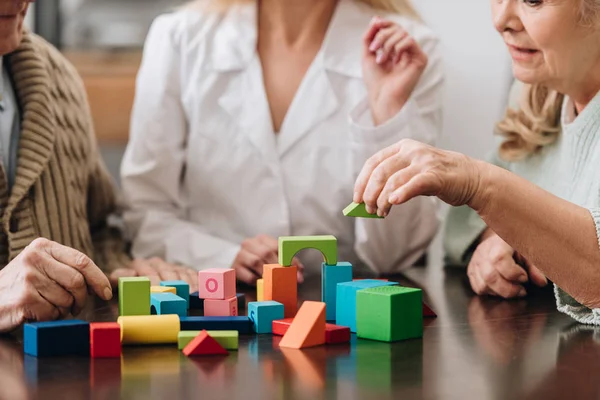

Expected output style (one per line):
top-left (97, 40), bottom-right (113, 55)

top-left (0, 31), bottom-right (131, 271)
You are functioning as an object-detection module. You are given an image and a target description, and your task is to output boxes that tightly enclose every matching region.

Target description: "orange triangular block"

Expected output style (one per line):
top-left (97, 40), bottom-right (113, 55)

top-left (182, 330), bottom-right (228, 356)
top-left (279, 301), bottom-right (326, 349)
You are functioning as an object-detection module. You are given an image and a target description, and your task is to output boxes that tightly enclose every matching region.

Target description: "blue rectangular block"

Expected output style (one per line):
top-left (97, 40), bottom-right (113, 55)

top-left (248, 301), bottom-right (284, 334)
top-left (322, 262), bottom-right (353, 321)
top-left (179, 316), bottom-right (252, 333)
top-left (24, 320), bottom-right (90, 357)
top-left (336, 280), bottom-right (398, 332)
top-left (151, 292), bottom-right (187, 317)
top-left (160, 280), bottom-right (190, 309)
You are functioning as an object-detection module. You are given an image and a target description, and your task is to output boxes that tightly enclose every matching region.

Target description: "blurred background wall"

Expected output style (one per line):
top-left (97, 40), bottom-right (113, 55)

top-left (28, 0), bottom-right (512, 264)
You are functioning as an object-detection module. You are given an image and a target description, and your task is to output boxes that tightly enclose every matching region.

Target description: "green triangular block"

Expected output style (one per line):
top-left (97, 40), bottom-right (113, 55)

top-left (342, 202), bottom-right (383, 219)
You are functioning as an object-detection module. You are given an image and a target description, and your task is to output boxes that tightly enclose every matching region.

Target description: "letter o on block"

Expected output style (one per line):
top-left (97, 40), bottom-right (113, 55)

top-left (198, 269), bottom-right (236, 299)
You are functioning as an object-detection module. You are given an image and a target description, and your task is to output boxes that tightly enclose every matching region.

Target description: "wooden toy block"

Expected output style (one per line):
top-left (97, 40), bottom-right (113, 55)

top-left (151, 286), bottom-right (176, 294)
top-left (117, 314), bottom-right (180, 345)
top-left (198, 268), bottom-right (236, 300)
top-left (263, 264), bottom-right (297, 318)
top-left (356, 286), bottom-right (423, 342)
top-left (150, 292), bottom-right (187, 317)
top-left (336, 279), bottom-right (398, 332)
top-left (256, 279), bottom-right (264, 302)
top-left (342, 202), bottom-right (383, 218)
top-left (353, 278), bottom-right (389, 281)
top-left (90, 322), bottom-right (121, 358)
top-left (160, 280), bottom-right (190, 309)
top-left (182, 330), bottom-right (228, 357)
top-left (178, 331), bottom-right (239, 350)
top-left (278, 235), bottom-right (337, 266)
top-left (279, 301), bottom-right (326, 349)
top-left (271, 319), bottom-right (350, 344)
top-left (321, 262), bottom-right (353, 321)
top-left (179, 316), bottom-right (252, 333)
top-left (325, 324), bottom-right (351, 344)
top-left (248, 301), bottom-right (284, 334)
top-left (204, 296), bottom-right (238, 317)
top-left (189, 291), bottom-right (204, 310)
top-left (272, 318), bottom-right (294, 336)
top-left (118, 277), bottom-right (151, 316)
top-left (24, 320), bottom-right (90, 357)
top-left (423, 301), bottom-right (437, 318)
top-left (237, 293), bottom-right (246, 310)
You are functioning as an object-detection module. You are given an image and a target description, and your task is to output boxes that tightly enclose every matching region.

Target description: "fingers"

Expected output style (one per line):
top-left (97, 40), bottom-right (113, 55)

top-left (129, 259), bottom-right (161, 286)
top-left (375, 166), bottom-right (418, 217)
top-left (36, 279), bottom-right (75, 316)
top-left (390, 35), bottom-right (418, 65)
top-left (379, 29), bottom-right (409, 65)
top-left (236, 249), bottom-right (263, 276)
top-left (363, 17), bottom-right (393, 56)
top-left (527, 265), bottom-right (548, 287)
top-left (36, 254), bottom-right (89, 316)
top-left (475, 259), bottom-right (527, 299)
top-left (183, 268), bottom-right (199, 293)
top-left (354, 142), bottom-right (402, 207)
top-left (235, 266), bottom-right (259, 286)
top-left (109, 268), bottom-right (137, 288)
top-left (291, 257), bottom-right (305, 284)
top-left (23, 291), bottom-right (61, 323)
top-left (37, 239), bottom-right (112, 300)
top-left (388, 173), bottom-right (437, 206)
top-left (149, 258), bottom-right (179, 282)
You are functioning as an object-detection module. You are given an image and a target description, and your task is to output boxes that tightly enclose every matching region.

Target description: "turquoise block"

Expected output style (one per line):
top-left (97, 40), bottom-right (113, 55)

top-left (248, 301), bottom-right (284, 334)
top-left (336, 280), bottom-right (398, 332)
top-left (160, 280), bottom-right (190, 309)
top-left (322, 262), bottom-right (353, 321)
top-left (151, 293), bottom-right (187, 317)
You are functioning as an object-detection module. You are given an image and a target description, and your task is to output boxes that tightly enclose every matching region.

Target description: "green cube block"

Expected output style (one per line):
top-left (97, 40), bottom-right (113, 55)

top-left (356, 286), bottom-right (422, 342)
top-left (118, 277), bottom-right (151, 316)
top-left (177, 330), bottom-right (238, 350)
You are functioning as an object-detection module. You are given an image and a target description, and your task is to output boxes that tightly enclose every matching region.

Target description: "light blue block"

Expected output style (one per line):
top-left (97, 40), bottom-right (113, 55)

top-left (160, 280), bottom-right (190, 309)
top-left (151, 293), bottom-right (187, 317)
top-left (322, 262), bottom-right (353, 321)
top-left (248, 301), bottom-right (284, 334)
top-left (336, 280), bottom-right (398, 332)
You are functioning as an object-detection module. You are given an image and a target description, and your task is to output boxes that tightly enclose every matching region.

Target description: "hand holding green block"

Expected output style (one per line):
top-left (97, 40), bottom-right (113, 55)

top-left (343, 202), bottom-right (384, 218)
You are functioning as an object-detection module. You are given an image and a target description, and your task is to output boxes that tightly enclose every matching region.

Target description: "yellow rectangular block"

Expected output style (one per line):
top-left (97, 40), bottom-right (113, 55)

top-left (257, 279), bottom-right (264, 302)
top-left (151, 286), bottom-right (176, 294)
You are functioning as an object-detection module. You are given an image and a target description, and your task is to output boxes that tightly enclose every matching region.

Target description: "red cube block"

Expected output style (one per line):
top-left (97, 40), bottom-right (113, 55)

top-left (90, 322), bottom-right (121, 358)
top-left (272, 318), bottom-right (294, 336)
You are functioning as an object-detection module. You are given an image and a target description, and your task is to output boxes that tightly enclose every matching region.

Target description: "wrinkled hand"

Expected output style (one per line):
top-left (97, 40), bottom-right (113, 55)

top-left (0, 238), bottom-right (112, 333)
top-left (362, 16), bottom-right (428, 126)
top-left (468, 229), bottom-right (548, 299)
top-left (354, 139), bottom-right (482, 217)
top-left (110, 258), bottom-right (199, 293)
top-left (232, 235), bottom-right (304, 286)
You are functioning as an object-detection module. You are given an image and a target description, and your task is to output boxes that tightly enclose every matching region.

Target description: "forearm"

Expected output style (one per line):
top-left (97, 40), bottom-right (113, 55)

top-left (470, 161), bottom-right (600, 307)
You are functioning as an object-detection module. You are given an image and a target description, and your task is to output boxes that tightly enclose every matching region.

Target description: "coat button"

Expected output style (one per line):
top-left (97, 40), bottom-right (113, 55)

top-left (9, 218), bottom-right (17, 233)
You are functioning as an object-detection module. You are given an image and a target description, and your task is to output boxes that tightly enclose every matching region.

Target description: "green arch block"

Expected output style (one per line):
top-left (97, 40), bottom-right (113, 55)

top-left (278, 235), bottom-right (338, 266)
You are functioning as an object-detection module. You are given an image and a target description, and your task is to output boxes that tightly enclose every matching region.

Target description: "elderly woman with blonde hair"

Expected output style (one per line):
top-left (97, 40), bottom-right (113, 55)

top-left (121, 0), bottom-right (443, 283)
top-left (353, 0), bottom-right (600, 324)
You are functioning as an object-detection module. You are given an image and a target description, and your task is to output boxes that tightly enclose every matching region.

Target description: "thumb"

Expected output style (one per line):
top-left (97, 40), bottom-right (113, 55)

top-left (527, 265), bottom-right (548, 287)
top-left (108, 268), bottom-right (138, 289)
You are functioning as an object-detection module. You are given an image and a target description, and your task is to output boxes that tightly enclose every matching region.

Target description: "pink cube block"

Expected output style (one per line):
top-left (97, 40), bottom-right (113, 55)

top-left (204, 296), bottom-right (238, 316)
top-left (198, 268), bottom-right (236, 300)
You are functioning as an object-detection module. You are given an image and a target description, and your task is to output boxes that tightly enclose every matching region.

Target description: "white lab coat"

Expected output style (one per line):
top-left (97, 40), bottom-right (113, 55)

top-left (121, 0), bottom-right (444, 276)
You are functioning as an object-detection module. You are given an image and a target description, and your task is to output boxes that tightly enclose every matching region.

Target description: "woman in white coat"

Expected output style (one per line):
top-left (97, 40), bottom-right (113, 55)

top-left (121, 0), bottom-right (443, 284)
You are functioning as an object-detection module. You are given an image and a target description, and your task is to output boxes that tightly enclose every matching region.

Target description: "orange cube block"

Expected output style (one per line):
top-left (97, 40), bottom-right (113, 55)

top-left (263, 264), bottom-right (297, 318)
top-left (279, 301), bottom-right (325, 349)
top-left (204, 297), bottom-right (238, 317)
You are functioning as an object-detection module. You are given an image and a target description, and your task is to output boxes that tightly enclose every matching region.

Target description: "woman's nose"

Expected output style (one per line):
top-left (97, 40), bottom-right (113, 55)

top-left (492, 0), bottom-right (523, 34)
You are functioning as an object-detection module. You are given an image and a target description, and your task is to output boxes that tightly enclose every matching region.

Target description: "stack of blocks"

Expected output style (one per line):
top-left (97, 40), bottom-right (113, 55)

top-left (198, 269), bottom-right (238, 316)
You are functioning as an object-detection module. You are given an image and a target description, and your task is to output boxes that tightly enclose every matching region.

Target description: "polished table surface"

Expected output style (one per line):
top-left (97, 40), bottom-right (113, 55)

top-left (3, 266), bottom-right (599, 400)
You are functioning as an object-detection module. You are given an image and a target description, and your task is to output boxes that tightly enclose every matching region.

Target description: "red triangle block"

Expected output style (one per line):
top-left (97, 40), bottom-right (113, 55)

top-left (423, 302), bottom-right (437, 318)
top-left (182, 330), bottom-right (229, 356)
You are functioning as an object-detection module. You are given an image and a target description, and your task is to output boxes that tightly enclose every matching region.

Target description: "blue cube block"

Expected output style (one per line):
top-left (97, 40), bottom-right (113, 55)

top-left (179, 316), bottom-right (253, 333)
top-left (322, 262), bottom-right (353, 321)
top-left (160, 280), bottom-right (190, 309)
top-left (24, 320), bottom-right (90, 357)
top-left (248, 301), bottom-right (284, 334)
top-left (336, 280), bottom-right (398, 332)
top-left (151, 293), bottom-right (187, 317)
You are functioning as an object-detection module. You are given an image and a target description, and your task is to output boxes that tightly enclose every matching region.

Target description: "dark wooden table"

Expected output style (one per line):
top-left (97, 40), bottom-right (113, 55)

top-left (3, 266), bottom-right (598, 400)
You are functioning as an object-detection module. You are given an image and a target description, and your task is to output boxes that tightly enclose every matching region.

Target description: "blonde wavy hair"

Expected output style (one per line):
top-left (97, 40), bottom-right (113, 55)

top-left (496, 0), bottom-right (600, 162)
top-left (187, 0), bottom-right (421, 20)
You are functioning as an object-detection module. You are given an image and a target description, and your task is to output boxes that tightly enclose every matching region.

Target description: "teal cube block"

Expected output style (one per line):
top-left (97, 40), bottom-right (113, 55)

top-left (160, 280), bottom-right (190, 309)
top-left (151, 293), bottom-right (187, 317)
top-left (321, 262), bottom-right (353, 321)
top-left (356, 286), bottom-right (423, 342)
top-left (336, 280), bottom-right (398, 332)
top-left (248, 301), bottom-right (284, 334)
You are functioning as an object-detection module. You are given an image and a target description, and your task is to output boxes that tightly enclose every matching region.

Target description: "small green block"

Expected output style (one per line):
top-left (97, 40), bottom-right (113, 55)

top-left (118, 277), bottom-right (151, 316)
top-left (342, 202), bottom-right (383, 218)
top-left (278, 235), bottom-right (337, 266)
top-left (356, 286), bottom-right (422, 342)
top-left (177, 330), bottom-right (238, 350)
